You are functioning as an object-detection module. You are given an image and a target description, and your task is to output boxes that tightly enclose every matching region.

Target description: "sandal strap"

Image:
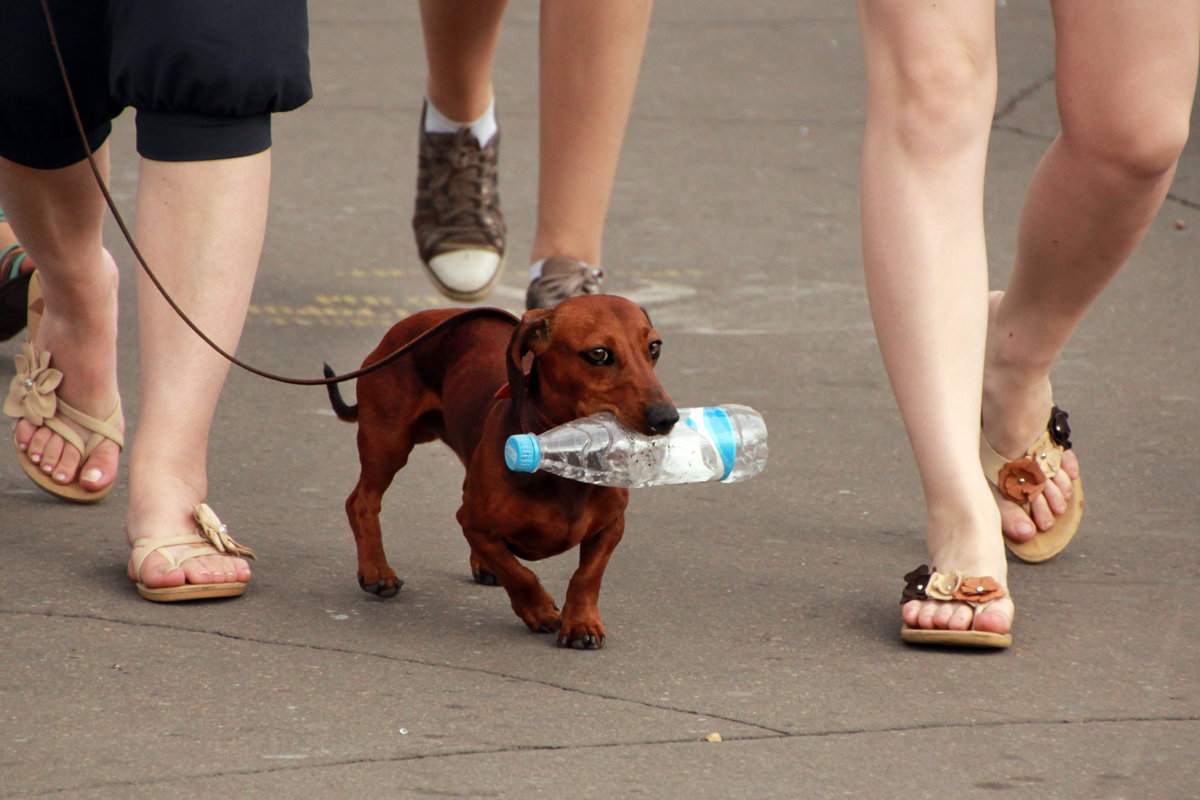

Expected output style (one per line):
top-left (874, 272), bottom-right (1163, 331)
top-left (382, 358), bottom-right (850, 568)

top-left (55, 395), bottom-right (124, 455)
top-left (131, 504), bottom-right (257, 575)
top-left (131, 535), bottom-right (224, 574)
top-left (980, 428), bottom-right (1063, 484)
top-left (980, 406), bottom-right (1072, 505)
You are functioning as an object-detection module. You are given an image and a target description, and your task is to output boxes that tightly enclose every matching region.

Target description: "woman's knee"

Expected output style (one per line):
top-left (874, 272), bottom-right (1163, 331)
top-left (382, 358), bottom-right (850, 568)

top-left (869, 43), bottom-right (997, 160)
top-left (1062, 110), bottom-right (1190, 182)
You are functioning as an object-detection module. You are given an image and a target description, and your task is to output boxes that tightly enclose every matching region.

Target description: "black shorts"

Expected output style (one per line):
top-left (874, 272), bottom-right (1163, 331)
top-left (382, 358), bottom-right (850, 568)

top-left (0, 0), bottom-right (311, 169)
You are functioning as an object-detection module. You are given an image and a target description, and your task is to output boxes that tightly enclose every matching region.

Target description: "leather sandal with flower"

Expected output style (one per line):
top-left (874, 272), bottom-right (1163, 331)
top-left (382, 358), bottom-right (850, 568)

top-left (130, 503), bottom-right (257, 602)
top-left (981, 406), bottom-right (1083, 563)
top-left (4, 339), bottom-right (124, 504)
top-left (900, 564), bottom-right (1012, 648)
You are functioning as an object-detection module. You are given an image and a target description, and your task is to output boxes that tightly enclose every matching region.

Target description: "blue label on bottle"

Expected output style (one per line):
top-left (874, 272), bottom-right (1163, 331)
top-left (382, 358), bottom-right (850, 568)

top-left (685, 407), bottom-right (735, 480)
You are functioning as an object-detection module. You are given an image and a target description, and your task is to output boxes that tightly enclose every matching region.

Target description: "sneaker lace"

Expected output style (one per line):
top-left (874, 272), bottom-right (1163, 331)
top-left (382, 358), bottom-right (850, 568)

top-left (535, 264), bottom-right (604, 303)
top-left (422, 129), bottom-right (502, 247)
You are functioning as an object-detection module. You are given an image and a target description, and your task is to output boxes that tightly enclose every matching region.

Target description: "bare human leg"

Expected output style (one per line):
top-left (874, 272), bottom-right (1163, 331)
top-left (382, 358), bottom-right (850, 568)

top-left (856, 0), bottom-right (1013, 638)
top-left (0, 146), bottom-right (122, 496)
top-left (419, 0), bottom-right (508, 122)
top-left (983, 0), bottom-right (1200, 544)
top-left (532, 0), bottom-right (653, 266)
top-left (125, 153), bottom-right (269, 592)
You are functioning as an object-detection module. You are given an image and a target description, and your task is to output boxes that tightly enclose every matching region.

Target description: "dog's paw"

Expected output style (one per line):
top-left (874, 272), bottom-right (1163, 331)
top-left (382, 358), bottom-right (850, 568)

top-left (557, 614), bottom-right (607, 650)
top-left (358, 574), bottom-right (403, 598)
top-left (515, 600), bottom-right (562, 634)
top-left (472, 568), bottom-right (500, 586)
top-left (558, 631), bottom-right (605, 650)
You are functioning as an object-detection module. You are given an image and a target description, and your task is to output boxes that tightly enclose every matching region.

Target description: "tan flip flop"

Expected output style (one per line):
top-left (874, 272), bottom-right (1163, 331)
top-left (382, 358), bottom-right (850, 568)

top-left (4, 338), bottom-right (124, 504)
top-left (899, 565), bottom-right (1012, 649)
top-left (982, 406), bottom-right (1082, 564)
top-left (131, 504), bottom-right (257, 602)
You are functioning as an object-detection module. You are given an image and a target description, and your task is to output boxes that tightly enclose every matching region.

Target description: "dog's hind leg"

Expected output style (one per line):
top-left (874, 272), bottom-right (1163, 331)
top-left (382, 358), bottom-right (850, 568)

top-left (346, 477), bottom-right (402, 597)
top-left (346, 427), bottom-right (415, 598)
top-left (468, 547), bottom-right (501, 586)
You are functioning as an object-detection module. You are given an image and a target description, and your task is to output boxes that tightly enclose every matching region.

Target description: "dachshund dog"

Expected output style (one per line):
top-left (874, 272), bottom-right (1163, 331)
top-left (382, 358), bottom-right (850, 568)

top-left (325, 295), bottom-right (677, 649)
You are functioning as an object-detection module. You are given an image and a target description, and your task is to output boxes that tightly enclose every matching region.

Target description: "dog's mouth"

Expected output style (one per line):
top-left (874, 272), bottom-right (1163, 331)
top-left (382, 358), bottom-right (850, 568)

top-left (595, 402), bottom-right (678, 437)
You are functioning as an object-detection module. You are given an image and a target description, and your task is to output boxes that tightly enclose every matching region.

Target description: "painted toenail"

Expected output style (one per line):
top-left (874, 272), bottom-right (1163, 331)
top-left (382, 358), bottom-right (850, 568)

top-left (82, 468), bottom-right (102, 484)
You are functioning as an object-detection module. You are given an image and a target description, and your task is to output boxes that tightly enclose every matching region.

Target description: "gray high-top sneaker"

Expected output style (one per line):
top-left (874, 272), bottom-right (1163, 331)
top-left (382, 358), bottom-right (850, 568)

top-left (525, 256), bottom-right (604, 310)
top-left (412, 105), bottom-right (506, 301)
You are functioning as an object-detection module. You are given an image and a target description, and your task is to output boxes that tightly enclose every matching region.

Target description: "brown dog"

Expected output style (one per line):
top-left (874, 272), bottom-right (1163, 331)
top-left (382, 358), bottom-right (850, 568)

top-left (325, 294), bottom-right (677, 649)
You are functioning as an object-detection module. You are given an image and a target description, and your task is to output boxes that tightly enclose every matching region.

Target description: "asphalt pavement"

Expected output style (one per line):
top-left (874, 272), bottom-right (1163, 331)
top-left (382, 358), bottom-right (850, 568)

top-left (3, 2), bottom-right (1198, 798)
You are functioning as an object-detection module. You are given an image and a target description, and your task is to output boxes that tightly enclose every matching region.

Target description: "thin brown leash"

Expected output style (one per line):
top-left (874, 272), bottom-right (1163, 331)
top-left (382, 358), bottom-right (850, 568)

top-left (36, 0), bottom-right (510, 386)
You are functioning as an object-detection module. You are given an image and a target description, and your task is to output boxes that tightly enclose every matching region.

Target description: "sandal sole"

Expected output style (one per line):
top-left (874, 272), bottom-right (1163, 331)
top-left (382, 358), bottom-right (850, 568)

top-left (901, 625), bottom-right (1012, 649)
top-left (136, 581), bottom-right (248, 602)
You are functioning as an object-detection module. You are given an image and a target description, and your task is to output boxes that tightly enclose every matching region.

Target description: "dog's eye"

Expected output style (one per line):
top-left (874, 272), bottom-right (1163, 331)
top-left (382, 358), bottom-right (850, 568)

top-left (648, 340), bottom-right (662, 360)
top-left (582, 347), bottom-right (614, 366)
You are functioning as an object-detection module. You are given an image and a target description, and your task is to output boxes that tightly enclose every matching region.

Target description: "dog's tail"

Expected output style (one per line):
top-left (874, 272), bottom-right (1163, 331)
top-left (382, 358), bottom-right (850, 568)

top-left (323, 363), bottom-right (359, 421)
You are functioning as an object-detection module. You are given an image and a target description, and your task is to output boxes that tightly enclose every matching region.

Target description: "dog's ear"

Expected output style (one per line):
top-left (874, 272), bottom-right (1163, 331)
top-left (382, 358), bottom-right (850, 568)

top-left (506, 308), bottom-right (553, 424)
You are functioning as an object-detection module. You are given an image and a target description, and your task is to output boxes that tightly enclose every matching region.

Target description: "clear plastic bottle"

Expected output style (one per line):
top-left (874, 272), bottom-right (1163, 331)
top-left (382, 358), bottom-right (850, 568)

top-left (503, 405), bottom-right (767, 488)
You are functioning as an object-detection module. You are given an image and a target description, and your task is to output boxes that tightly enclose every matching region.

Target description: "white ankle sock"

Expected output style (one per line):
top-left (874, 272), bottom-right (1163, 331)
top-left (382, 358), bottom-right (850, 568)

top-left (424, 95), bottom-right (498, 148)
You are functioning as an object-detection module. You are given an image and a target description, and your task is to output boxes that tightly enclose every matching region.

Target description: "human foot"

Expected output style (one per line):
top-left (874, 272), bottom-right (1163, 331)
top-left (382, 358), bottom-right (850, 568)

top-left (126, 476), bottom-right (255, 601)
top-left (900, 509), bottom-right (1013, 647)
top-left (982, 292), bottom-right (1083, 559)
top-left (6, 261), bottom-right (123, 501)
top-left (901, 566), bottom-right (1013, 647)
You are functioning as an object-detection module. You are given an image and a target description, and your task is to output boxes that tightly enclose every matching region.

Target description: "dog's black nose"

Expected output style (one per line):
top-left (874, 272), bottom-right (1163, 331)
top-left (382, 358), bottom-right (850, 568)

top-left (647, 404), bottom-right (679, 435)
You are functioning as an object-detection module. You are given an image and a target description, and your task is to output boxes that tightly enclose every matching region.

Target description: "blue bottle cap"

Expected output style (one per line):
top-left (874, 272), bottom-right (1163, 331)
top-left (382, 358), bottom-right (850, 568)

top-left (504, 434), bottom-right (541, 472)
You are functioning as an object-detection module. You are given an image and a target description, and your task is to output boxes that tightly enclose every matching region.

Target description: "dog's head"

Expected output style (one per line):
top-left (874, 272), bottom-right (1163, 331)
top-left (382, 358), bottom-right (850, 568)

top-left (506, 295), bottom-right (677, 436)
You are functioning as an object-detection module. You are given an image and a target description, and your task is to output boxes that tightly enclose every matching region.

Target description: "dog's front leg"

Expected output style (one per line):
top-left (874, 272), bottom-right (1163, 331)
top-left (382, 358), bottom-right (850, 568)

top-left (462, 527), bottom-right (562, 634)
top-left (558, 519), bottom-right (625, 650)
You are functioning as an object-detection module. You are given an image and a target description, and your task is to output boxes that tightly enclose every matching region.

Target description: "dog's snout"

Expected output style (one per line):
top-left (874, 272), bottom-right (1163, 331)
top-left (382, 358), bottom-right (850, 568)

top-left (647, 404), bottom-right (679, 435)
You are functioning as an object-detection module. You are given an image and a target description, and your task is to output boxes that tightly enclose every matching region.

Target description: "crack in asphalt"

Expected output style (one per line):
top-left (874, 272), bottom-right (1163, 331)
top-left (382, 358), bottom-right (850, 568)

top-left (6, 607), bottom-right (1200, 798)
top-left (994, 70), bottom-right (1056, 122)
top-left (7, 707), bottom-right (1198, 798)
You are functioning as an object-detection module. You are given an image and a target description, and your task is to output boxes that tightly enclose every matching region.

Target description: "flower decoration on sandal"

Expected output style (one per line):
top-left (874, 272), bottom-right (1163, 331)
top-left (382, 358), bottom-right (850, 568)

top-left (996, 456), bottom-right (1047, 504)
top-left (900, 564), bottom-right (1006, 607)
top-left (4, 342), bottom-right (62, 426)
top-left (193, 502), bottom-right (257, 561)
top-left (925, 569), bottom-right (965, 601)
top-left (952, 575), bottom-right (1005, 605)
top-left (900, 564), bottom-right (932, 604)
top-left (1048, 405), bottom-right (1072, 450)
